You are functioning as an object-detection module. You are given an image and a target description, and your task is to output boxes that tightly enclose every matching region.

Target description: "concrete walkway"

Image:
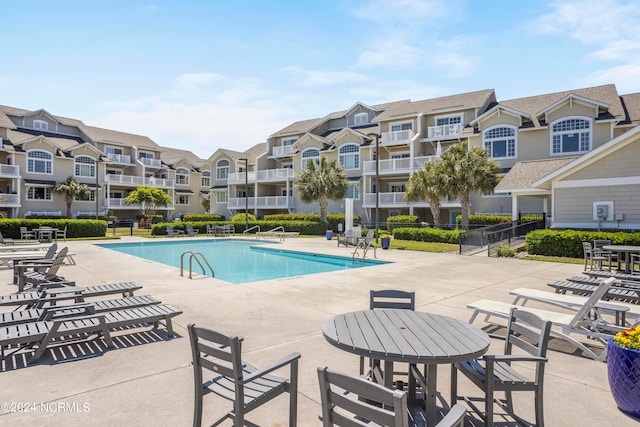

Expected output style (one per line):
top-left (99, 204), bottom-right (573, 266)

top-left (0, 236), bottom-right (636, 426)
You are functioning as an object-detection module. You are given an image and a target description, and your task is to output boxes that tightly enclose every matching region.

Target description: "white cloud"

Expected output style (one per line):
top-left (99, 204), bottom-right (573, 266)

top-left (280, 67), bottom-right (372, 87)
top-left (576, 64), bottom-right (640, 94)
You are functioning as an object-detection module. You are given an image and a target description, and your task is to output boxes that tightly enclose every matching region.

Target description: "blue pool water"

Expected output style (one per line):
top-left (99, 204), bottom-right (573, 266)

top-left (97, 239), bottom-right (387, 284)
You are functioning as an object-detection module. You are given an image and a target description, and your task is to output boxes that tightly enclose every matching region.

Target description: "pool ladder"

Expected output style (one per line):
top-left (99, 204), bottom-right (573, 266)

top-left (180, 251), bottom-right (215, 279)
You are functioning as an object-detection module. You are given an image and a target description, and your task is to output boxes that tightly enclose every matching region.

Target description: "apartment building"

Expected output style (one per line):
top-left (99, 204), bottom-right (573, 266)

top-left (2, 82), bottom-right (639, 229)
top-left (0, 106), bottom-right (207, 219)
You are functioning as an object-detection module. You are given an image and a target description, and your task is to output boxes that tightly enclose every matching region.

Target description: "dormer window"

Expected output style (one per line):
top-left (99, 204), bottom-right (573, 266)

top-left (551, 117), bottom-right (591, 155)
top-left (201, 170), bottom-right (211, 187)
top-left (27, 150), bottom-right (53, 174)
top-left (354, 112), bottom-right (368, 126)
top-left (301, 148), bottom-right (320, 170)
top-left (283, 138), bottom-right (297, 147)
top-left (176, 167), bottom-right (190, 185)
top-left (33, 120), bottom-right (48, 131)
top-left (216, 159), bottom-right (230, 180)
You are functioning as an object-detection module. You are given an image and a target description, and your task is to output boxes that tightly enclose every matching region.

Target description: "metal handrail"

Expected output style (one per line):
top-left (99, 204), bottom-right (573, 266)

top-left (180, 251), bottom-right (215, 279)
top-left (243, 225), bottom-right (260, 236)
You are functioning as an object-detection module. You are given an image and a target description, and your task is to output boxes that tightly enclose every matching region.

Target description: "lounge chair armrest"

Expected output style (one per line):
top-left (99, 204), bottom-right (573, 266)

top-left (483, 354), bottom-right (548, 364)
top-left (242, 352), bottom-right (301, 384)
top-left (44, 303), bottom-right (97, 320)
top-left (14, 259), bottom-right (55, 267)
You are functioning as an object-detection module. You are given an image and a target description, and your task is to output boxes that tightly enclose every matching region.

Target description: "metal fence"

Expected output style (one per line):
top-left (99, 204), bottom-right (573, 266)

top-left (459, 213), bottom-right (546, 256)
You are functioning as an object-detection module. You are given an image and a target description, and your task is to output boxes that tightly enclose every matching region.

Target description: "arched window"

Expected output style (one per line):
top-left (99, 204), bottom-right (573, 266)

top-left (483, 126), bottom-right (516, 158)
top-left (176, 167), bottom-right (190, 185)
top-left (301, 148), bottom-right (320, 170)
top-left (27, 150), bottom-right (53, 174)
top-left (216, 159), bottom-right (229, 180)
top-left (339, 144), bottom-right (360, 169)
top-left (346, 183), bottom-right (360, 199)
top-left (74, 155), bottom-right (96, 177)
top-left (551, 117), bottom-right (591, 154)
top-left (201, 170), bottom-right (211, 187)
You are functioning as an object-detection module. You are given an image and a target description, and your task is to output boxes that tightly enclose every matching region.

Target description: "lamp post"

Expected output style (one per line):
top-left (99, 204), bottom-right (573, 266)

top-left (367, 133), bottom-right (380, 244)
top-left (239, 158), bottom-right (249, 231)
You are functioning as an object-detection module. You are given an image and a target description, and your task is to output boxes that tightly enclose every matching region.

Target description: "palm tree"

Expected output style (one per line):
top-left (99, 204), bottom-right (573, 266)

top-left (295, 157), bottom-right (349, 223)
top-left (53, 176), bottom-right (91, 218)
top-left (404, 160), bottom-right (449, 227)
top-left (438, 142), bottom-right (502, 230)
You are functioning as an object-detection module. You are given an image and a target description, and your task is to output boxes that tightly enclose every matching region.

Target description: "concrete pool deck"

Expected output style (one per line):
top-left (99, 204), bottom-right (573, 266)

top-left (0, 236), bottom-right (636, 426)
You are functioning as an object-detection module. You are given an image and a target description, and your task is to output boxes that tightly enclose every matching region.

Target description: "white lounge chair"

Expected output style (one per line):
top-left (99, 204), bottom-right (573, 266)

top-left (467, 277), bottom-right (622, 361)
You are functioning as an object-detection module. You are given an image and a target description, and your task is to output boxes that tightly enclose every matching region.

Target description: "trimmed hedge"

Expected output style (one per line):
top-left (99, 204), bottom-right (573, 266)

top-left (77, 215), bottom-right (117, 221)
top-left (525, 229), bottom-right (640, 258)
top-left (455, 214), bottom-right (512, 227)
top-left (392, 227), bottom-right (461, 244)
top-left (386, 215), bottom-right (419, 233)
top-left (0, 219), bottom-right (107, 238)
top-left (263, 214), bottom-right (361, 233)
top-left (182, 214), bottom-right (225, 222)
top-left (151, 220), bottom-right (325, 236)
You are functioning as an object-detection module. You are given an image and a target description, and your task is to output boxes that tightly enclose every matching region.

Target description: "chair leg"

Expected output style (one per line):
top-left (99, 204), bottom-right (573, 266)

top-left (485, 382), bottom-right (494, 427)
top-left (193, 391), bottom-right (203, 427)
top-left (450, 363), bottom-right (458, 405)
top-left (535, 386), bottom-right (545, 427)
top-left (289, 359), bottom-right (299, 427)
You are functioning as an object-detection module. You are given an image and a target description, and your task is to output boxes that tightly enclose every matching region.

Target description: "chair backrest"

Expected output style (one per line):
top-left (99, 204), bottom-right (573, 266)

top-left (437, 404), bottom-right (467, 427)
top-left (593, 239), bottom-right (611, 250)
top-left (370, 289), bottom-right (415, 310)
top-left (43, 243), bottom-right (58, 260)
top-left (582, 241), bottom-right (592, 256)
top-left (188, 323), bottom-right (244, 411)
top-left (317, 366), bottom-right (408, 427)
top-left (505, 307), bottom-right (552, 358)
top-left (568, 277), bottom-right (616, 329)
top-left (364, 230), bottom-right (374, 242)
top-left (45, 247), bottom-right (68, 278)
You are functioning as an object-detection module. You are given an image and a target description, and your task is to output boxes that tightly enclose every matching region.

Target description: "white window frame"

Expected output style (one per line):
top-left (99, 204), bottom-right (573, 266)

top-left (390, 121), bottom-right (413, 132)
top-left (106, 169), bottom-right (122, 175)
top-left (215, 191), bottom-right (228, 203)
top-left (483, 125), bottom-right (517, 159)
top-left (550, 116), bottom-right (591, 155)
top-left (33, 119), bottom-right (49, 131)
top-left (389, 183), bottom-right (405, 193)
top-left (435, 114), bottom-right (463, 126)
top-left (138, 151), bottom-right (155, 159)
top-left (27, 150), bottom-right (53, 174)
top-left (216, 159), bottom-right (230, 180)
top-left (74, 155), bottom-right (96, 178)
top-left (176, 194), bottom-right (190, 205)
top-left (175, 167), bottom-right (190, 185)
top-left (301, 148), bottom-right (320, 170)
top-left (282, 138), bottom-right (298, 147)
top-left (339, 143), bottom-right (360, 170)
top-left (110, 191), bottom-right (124, 199)
top-left (105, 146), bottom-right (123, 155)
top-left (346, 184), bottom-right (360, 200)
top-left (201, 170), bottom-right (211, 187)
top-left (27, 187), bottom-right (52, 201)
top-left (77, 190), bottom-right (96, 202)
top-left (354, 112), bottom-right (368, 126)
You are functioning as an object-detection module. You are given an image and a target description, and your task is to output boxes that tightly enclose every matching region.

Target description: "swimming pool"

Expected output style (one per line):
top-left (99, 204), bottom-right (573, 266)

top-left (97, 239), bottom-right (387, 284)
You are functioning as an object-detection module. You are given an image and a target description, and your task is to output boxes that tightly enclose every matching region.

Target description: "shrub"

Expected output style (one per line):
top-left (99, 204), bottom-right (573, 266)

top-left (496, 246), bottom-right (516, 257)
top-left (525, 229), bottom-right (640, 258)
top-left (77, 215), bottom-right (117, 221)
top-left (230, 213), bottom-right (257, 221)
top-left (456, 214), bottom-right (512, 228)
top-left (0, 219), bottom-right (107, 238)
top-left (386, 215), bottom-right (419, 233)
top-left (262, 213), bottom-right (360, 233)
top-left (183, 214), bottom-right (225, 222)
top-left (151, 220), bottom-right (324, 236)
top-left (392, 227), bottom-right (460, 244)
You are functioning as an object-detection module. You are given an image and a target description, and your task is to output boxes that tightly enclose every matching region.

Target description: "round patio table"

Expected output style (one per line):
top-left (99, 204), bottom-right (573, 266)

top-left (322, 309), bottom-right (490, 425)
top-left (603, 245), bottom-right (640, 274)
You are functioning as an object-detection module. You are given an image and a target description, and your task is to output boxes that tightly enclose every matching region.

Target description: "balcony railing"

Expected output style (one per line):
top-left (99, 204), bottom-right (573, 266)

top-left (363, 156), bottom-right (439, 175)
top-left (363, 192), bottom-right (460, 207)
top-left (228, 168), bottom-right (294, 184)
top-left (0, 193), bottom-right (20, 205)
top-left (227, 196), bottom-right (293, 209)
top-left (139, 157), bottom-right (162, 168)
top-left (272, 145), bottom-right (295, 157)
top-left (427, 123), bottom-right (463, 139)
top-left (104, 174), bottom-right (174, 188)
top-left (0, 164), bottom-right (20, 177)
top-left (105, 198), bottom-right (174, 210)
top-left (381, 130), bottom-right (415, 146)
top-left (106, 153), bottom-right (132, 164)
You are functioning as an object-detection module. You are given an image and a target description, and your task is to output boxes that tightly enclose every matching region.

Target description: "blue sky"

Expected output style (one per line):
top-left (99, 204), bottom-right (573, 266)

top-left (2, 0), bottom-right (639, 158)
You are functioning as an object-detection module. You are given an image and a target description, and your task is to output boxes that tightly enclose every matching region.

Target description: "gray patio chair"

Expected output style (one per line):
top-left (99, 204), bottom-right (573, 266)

top-left (594, 239), bottom-right (617, 269)
top-left (166, 225), bottom-right (184, 237)
top-left (583, 241), bottom-right (608, 271)
top-left (0, 231), bottom-right (14, 245)
top-left (18, 247), bottom-right (68, 291)
top-left (55, 226), bottom-right (67, 242)
top-left (188, 323), bottom-right (301, 427)
top-left (20, 227), bottom-right (36, 240)
top-left (185, 224), bottom-right (199, 237)
top-left (452, 307), bottom-right (552, 427)
top-left (360, 290), bottom-right (416, 381)
top-left (318, 366), bottom-right (467, 427)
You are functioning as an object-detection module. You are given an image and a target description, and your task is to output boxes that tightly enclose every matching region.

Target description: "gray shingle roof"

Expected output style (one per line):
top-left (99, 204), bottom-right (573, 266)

top-left (621, 92), bottom-right (640, 126)
top-left (495, 157), bottom-right (579, 191)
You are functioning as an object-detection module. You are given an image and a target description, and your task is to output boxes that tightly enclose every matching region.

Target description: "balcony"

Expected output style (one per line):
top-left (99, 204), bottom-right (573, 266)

top-left (271, 145), bottom-right (295, 158)
top-left (104, 174), bottom-right (174, 188)
top-left (0, 193), bottom-right (20, 206)
top-left (363, 156), bottom-right (439, 175)
top-left (227, 196), bottom-right (293, 209)
top-left (106, 153), bottom-right (132, 165)
top-left (363, 192), bottom-right (460, 208)
top-left (427, 123), bottom-right (463, 140)
top-left (381, 130), bottom-right (415, 147)
top-left (228, 168), bottom-right (294, 184)
top-left (0, 164), bottom-right (20, 178)
top-left (105, 198), bottom-right (174, 210)
top-left (139, 157), bottom-right (162, 168)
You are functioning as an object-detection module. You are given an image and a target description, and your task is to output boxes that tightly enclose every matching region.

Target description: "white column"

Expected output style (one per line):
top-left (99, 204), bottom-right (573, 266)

top-left (511, 195), bottom-right (518, 221)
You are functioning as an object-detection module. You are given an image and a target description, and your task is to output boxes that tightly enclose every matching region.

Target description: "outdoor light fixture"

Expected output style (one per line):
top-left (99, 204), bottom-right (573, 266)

top-left (239, 158), bottom-right (249, 231)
